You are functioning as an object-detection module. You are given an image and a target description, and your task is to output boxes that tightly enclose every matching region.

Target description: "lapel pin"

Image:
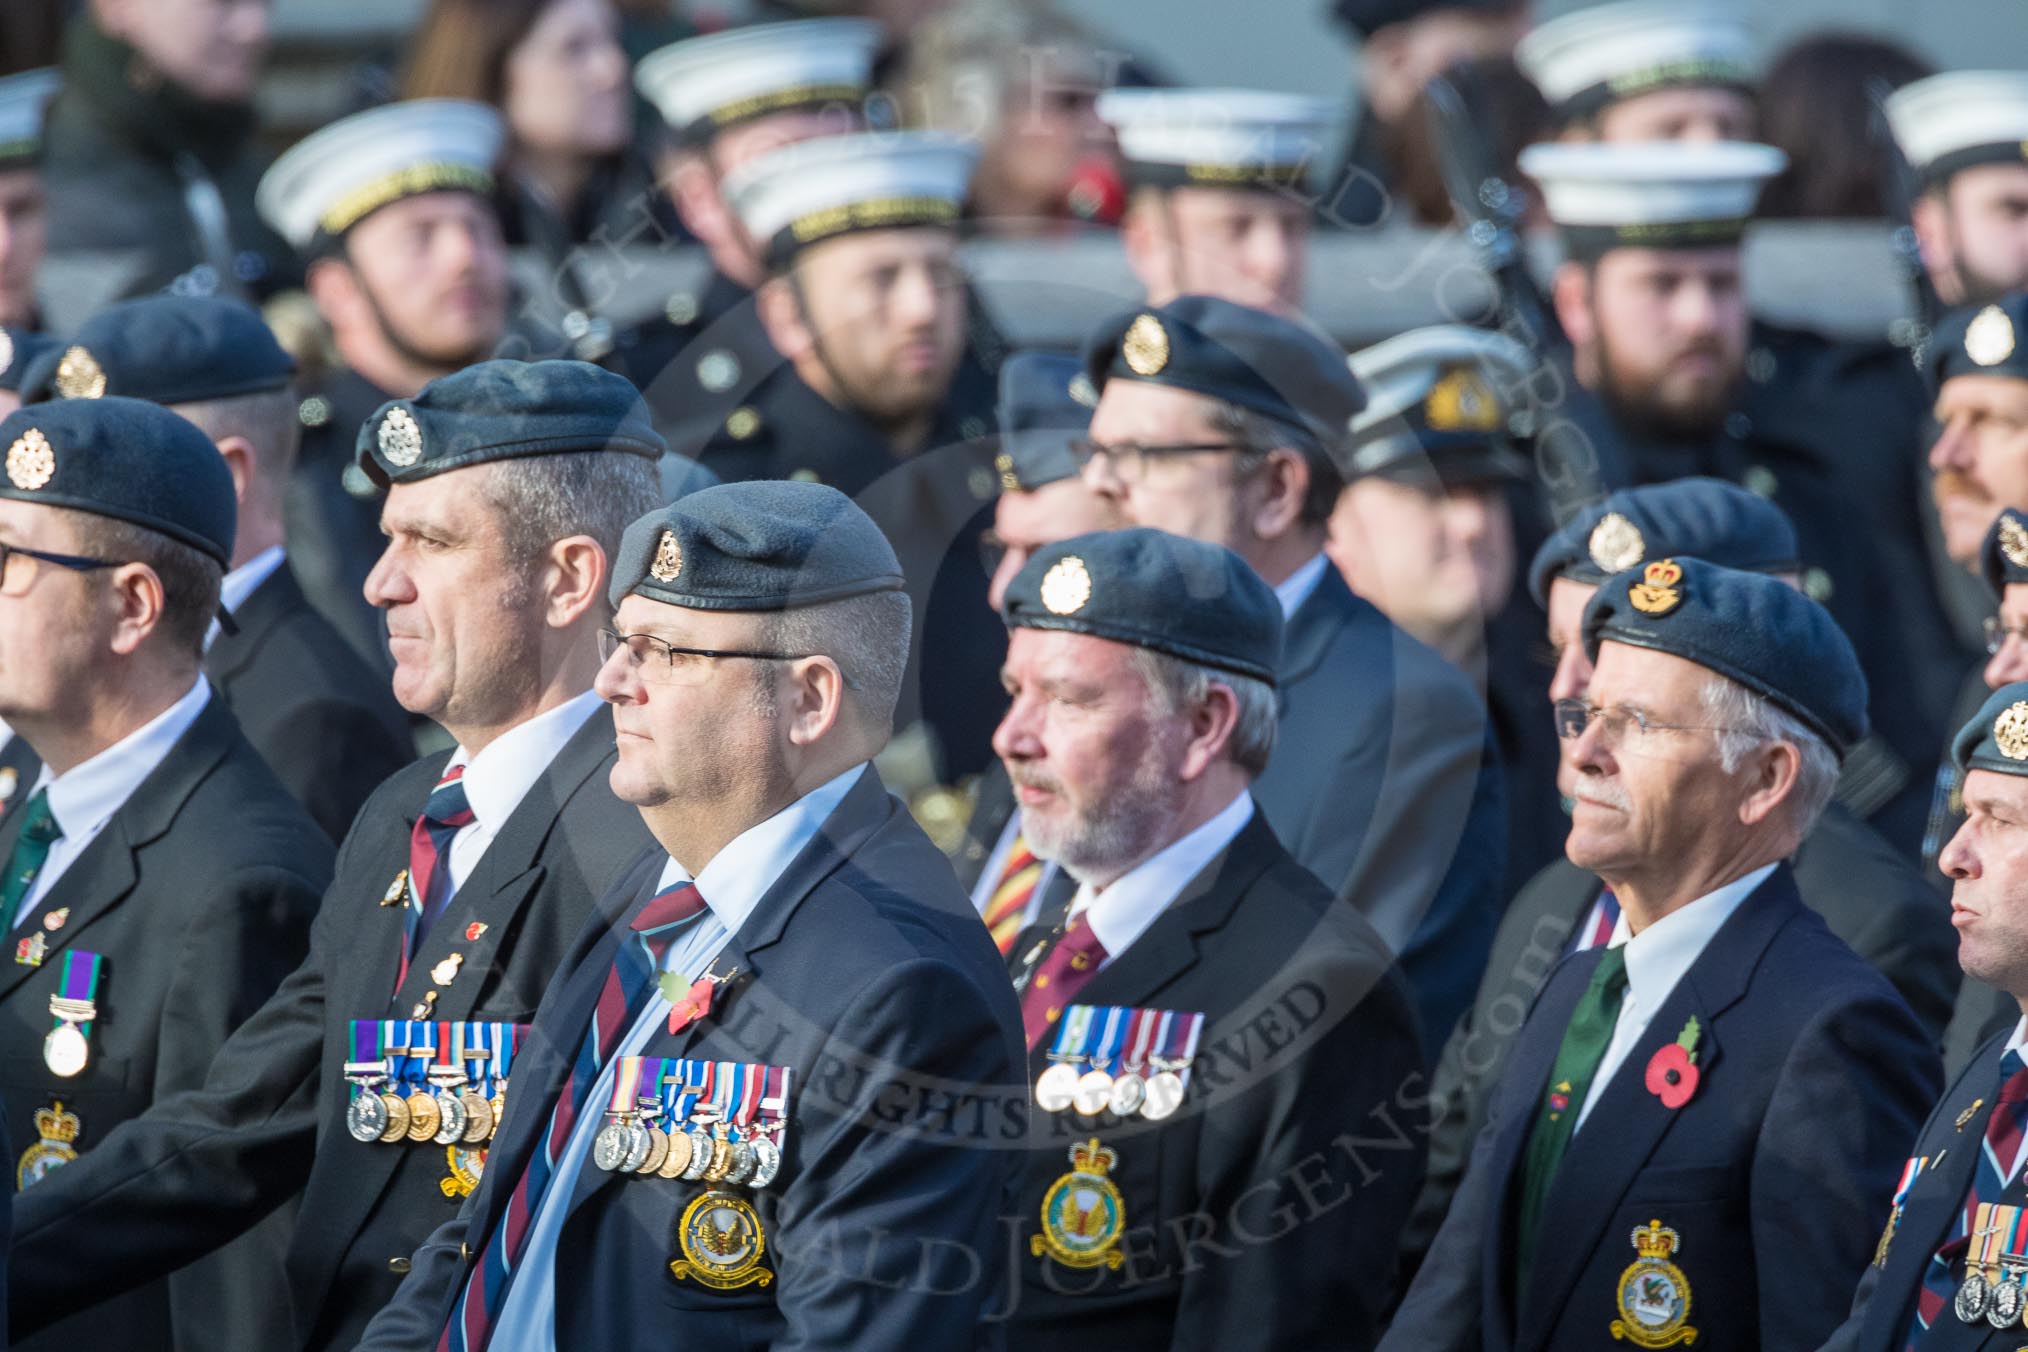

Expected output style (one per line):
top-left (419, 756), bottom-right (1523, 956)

top-left (464, 922), bottom-right (487, 942)
top-left (381, 870), bottom-right (409, 907)
top-left (1646, 1017), bottom-right (1703, 1110)
top-left (42, 907), bottom-right (67, 933)
top-left (430, 954), bottom-right (463, 986)
top-left (1958, 1099), bottom-right (1985, 1132)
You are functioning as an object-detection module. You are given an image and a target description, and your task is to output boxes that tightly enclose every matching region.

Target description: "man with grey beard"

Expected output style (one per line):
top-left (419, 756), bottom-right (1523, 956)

top-left (991, 526), bottom-right (1421, 1350)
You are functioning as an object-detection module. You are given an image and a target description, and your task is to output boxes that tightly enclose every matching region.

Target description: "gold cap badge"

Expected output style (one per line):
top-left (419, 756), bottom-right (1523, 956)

top-left (2002, 515), bottom-right (2028, 571)
top-left (650, 529), bottom-right (683, 583)
top-left (52, 346), bottom-right (106, 400)
top-left (727, 407), bottom-right (761, 441)
top-left (1424, 368), bottom-right (1502, 433)
top-left (1996, 701), bottom-right (2028, 761)
top-left (995, 452), bottom-right (1020, 493)
top-left (1122, 314), bottom-right (1169, 376)
top-left (1967, 304), bottom-right (2017, 368)
top-left (378, 407), bottom-right (423, 467)
top-left (1628, 559), bottom-right (1685, 616)
top-left (1587, 512), bottom-right (1646, 575)
top-left (1040, 555), bottom-right (1093, 615)
top-left (6, 428), bottom-right (54, 491)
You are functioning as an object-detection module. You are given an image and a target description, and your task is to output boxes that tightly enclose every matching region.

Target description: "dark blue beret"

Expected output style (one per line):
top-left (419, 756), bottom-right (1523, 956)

top-left (358, 359), bottom-right (666, 489)
top-left (995, 352), bottom-right (1094, 493)
top-left (20, 296), bottom-right (293, 406)
top-left (1953, 681), bottom-right (2028, 776)
top-left (611, 479), bottom-right (904, 612)
top-left (0, 328), bottom-right (57, 394)
top-left (1330, 0), bottom-right (1519, 38)
top-left (1081, 295), bottom-right (1365, 450)
top-left (1933, 293), bottom-right (2028, 388)
top-left (1582, 556), bottom-right (1866, 755)
top-left (1982, 508), bottom-right (2028, 598)
top-left (0, 397), bottom-right (235, 564)
top-left (1002, 527), bottom-right (1282, 686)
top-left (1528, 477), bottom-right (1799, 606)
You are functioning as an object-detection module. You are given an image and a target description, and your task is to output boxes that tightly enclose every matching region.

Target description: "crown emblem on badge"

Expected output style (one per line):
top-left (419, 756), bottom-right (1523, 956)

top-left (1040, 555), bottom-right (1093, 615)
top-left (1967, 305), bottom-right (2017, 368)
top-left (1588, 512), bottom-right (1646, 574)
top-left (53, 346), bottom-right (106, 400)
top-left (650, 530), bottom-right (683, 583)
top-left (1122, 314), bottom-right (1169, 376)
top-left (1631, 1219), bottom-right (1681, 1260)
top-left (2002, 515), bottom-right (2028, 571)
top-left (1425, 368), bottom-right (1502, 433)
top-left (6, 428), bottom-right (54, 491)
top-left (1628, 559), bottom-right (1685, 616)
top-left (1995, 701), bottom-right (2028, 761)
top-left (32, 1102), bottom-right (79, 1145)
top-left (378, 407), bottom-right (423, 467)
top-left (1069, 1138), bottom-right (1119, 1174)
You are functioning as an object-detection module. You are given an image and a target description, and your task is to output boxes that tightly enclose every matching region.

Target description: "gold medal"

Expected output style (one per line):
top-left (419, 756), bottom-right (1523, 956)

top-left (377, 1092), bottom-right (410, 1143)
top-left (459, 1089), bottom-right (492, 1143)
top-left (489, 1082), bottom-right (507, 1140)
top-left (405, 1090), bottom-right (441, 1142)
top-left (670, 1191), bottom-right (772, 1290)
top-left (1072, 1069), bottom-right (1113, 1117)
top-left (1611, 1219), bottom-right (1699, 1348)
top-left (1030, 1138), bottom-right (1126, 1270)
top-left (703, 1126), bottom-right (734, 1182)
top-left (637, 1125), bottom-right (670, 1175)
top-left (658, 1127), bottom-right (694, 1179)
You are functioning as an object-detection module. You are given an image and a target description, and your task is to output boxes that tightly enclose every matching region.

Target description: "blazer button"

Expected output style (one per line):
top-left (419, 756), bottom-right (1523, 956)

top-left (387, 1257), bottom-right (412, 1275)
top-left (461, 1243), bottom-right (473, 1262)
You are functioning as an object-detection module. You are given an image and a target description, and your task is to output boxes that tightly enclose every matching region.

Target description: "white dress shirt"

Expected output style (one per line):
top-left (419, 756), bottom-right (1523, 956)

top-left (16, 678), bottom-right (211, 926)
top-left (205, 545), bottom-right (287, 652)
top-left (1573, 862), bottom-right (1778, 1131)
top-left (436, 689), bottom-right (603, 899)
top-left (492, 763), bottom-right (864, 1351)
top-left (1272, 552), bottom-right (1329, 621)
top-left (1067, 791), bottom-right (1254, 964)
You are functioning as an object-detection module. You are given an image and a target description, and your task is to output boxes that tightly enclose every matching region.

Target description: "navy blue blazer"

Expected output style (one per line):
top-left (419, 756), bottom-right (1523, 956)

top-left (1384, 865), bottom-right (1939, 1352)
top-left (1251, 566), bottom-right (1506, 1046)
top-left (359, 766), bottom-right (1027, 1351)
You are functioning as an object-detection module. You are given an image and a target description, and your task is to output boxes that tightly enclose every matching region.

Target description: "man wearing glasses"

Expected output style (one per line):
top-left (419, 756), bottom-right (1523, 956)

top-left (1074, 293), bottom-right (1504, 1046)
top-left (7, 361), bottom-right (702, 1351)
top-left (1386, 557), bottom-right (1938, 1352)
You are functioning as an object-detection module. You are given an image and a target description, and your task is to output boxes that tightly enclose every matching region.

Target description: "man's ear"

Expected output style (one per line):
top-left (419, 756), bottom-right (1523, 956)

top-left (306, 256), bottom-right (365, 336)
top-left (1120, 194), bottom-right (1172, 301)
top-left (214, 435), bottom-right (256, 509)
top-left (782, 655), bottom-right (846, 749)
top-left (541, 535), bottom-right (608, 631)
top-left (756, 276), bottom-right (814, 364)
top-left (1247, 447), bottom-right (1310, 542)
top-left (1911, 192), bottom-right (1961, 306)
top-left (1176, 680), bottom-right (1241, 782)
top-left (1552, 261), bottom-right (1596, 351)
top-left (104, 561), bottom-right (169, 657)
top-left (1736, 740), bottom-right (1802, 828)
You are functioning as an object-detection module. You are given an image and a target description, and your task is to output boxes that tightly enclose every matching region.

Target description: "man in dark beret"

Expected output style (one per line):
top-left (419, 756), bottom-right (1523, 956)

top-left (7, 361), bottom-right (697, 1351)
top-left (23, 294), bottom-right (412, 842)
top-left (1386, 557), bottom-right (1938, 1352)
top-left (1829, 680), bottom-right (2028, 1350)
top-left (0, 397), bottom-right (332, 1352)
top-left (1405, 477), bottom-right (1959, 1278)
top-left (360, 479), bottom-right (1023, 1350)
top-left (987, 527), bottom-right (1422, 1348)
top-left (1078, 293), bottom-right (1505, 1046)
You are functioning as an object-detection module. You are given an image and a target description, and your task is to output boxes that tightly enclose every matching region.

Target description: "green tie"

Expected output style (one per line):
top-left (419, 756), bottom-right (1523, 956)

top-left (0, 790), bottom-right (61, 930)
top-left (1515, 943), bottom-right (1630, 1286)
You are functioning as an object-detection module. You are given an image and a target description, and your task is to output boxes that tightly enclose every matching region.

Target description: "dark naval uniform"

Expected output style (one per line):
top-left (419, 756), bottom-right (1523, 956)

top-left (286, 368), bottom-right (400, 675)
top-left (607, 268), bottom-right (766, 455)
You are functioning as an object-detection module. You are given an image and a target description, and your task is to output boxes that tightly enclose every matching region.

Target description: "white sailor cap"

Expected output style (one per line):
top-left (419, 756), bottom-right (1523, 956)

top-left (256, 99), bottom-right (503, 251)
top-left (636, 18), bottom-right (883, 147)
top-left (1517, 1), bottom-right (1759, 123)
top-left (1519, 139), bottom-right (1785, 258)
top-left (1887, 72), bottom-right (2028, 188)
top-left (0, 69), bottom-right (59, 168)
top-left (725, 131), bottom-right (978, 270)
top-left (1344, 326), bottom-right (1533, 482)
top-left (1096, 87), bottom-right (1336, 191)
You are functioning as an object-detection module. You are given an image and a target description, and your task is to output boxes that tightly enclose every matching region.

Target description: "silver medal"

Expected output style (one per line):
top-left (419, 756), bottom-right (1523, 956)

top-left (432, 1090), bottom-right (467, 1145)
top-left (347, 1091), bottom-right (389, 1143)
top-left (619, 1121), bottom-right (652, 1174)
top-left (750, 1134), bottom-right (782, 1189)
top-left (592, 1121), bottom-right (631, 1172)
top-left (1109, 1074), bottom-right (1147, 1118)
top-left (1991, 1274), bottom-right (2024, 1329)
top-left (1072, 1069), bottom-right (1114, 1117)
top-left (1959, 1270), bottom-right (1992, 1323)
top-left (725, 1138), bottom-right (756, 1185)
top-left (680, 1127), bottom-right (714, 1181)
top-left (1035, 1063), bottom-right (1080, 1114)
top-left (1141, 1069), bottom-right (1186, 1121)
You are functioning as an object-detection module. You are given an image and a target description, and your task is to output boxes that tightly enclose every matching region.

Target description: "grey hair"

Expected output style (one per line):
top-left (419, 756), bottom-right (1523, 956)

top-left (479, 452), bottom-right (662, 615)
top-left (754, 590), bottom-right (914, 737)
top-left (1700, 675), bottom-right (1839, 836)
top-left (1206, 402), bottom-right (1343, 527)
top-left (1128, 647), bottom-right (1278, 776)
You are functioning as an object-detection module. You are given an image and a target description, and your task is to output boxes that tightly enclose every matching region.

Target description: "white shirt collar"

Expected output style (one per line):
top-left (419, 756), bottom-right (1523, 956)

top-left (2005, 1017), bottom-right (2028, 1063)
top-left (653, 763), bottom-right (866, 937)
top-left (1272, 552), bottom-right (1330, 620)
top-left (220, 546), bottom-right (286, 616)
top-left (449, 688), bottom-right (603, 832)
top-left (1606, 861), bottom-right (1778, 1015)
top-left (35, 678), bottom-right (210, 841)
top-left (1068, 791), bottom-right (1254, 959)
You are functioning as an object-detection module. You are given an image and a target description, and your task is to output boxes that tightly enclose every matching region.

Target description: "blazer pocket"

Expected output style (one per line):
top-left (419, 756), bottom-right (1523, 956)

top-left (1623, 1162), bottom-right (1735, 1205)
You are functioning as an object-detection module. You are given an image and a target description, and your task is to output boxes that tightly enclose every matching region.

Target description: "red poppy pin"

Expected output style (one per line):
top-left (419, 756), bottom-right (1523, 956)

top-left (1645, 1016), bottom-right (1702, 1109)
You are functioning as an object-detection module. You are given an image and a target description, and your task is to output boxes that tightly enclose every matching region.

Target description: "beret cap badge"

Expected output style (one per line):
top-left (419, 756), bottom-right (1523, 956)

top-left (1997, 701), bottom-right (2028, 761)
top-left (1628, 558), bottom-right (1685, 616)
top-left (1122, 314), bottom-right (1170, 377)
top-left (5, 428), bottom-right (53, 491)
top-left (53, 346), bottom-right (106, 400)
top-left (649, 530), bottom-right (683, 583)
top-left (1588, 512), bottom-right (1646, 575)
top-left (1424, 368), bottom-right (1502, 433)
top-left (1040, 555), bottom-right (1093, 616)
top-left (1967, 304), bottom-right (2017, 367)
top-left (378, 407), bottom-right (423, 467)
top-left (2004, 515), bottom-right (2028, 570)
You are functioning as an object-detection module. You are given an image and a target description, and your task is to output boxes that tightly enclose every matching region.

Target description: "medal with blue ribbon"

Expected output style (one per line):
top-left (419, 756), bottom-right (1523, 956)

top-left (670, 1058), bottom-right (773, 1291)
top-left (44, 950), bottom-right (102, 1078)
top-left (1035, 1004), bottom-right (1096, 1113)
top-left (401, 1021), bottom-right (440, 1141)
top-left (375, 1021), bottom-right (411, 1142)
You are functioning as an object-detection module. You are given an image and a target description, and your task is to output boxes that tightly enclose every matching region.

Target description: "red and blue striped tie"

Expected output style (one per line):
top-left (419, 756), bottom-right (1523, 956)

top-left (1567, 887), bottom-right (1622, 955)
top-left (401, 765), bottom-right (477, 986)
top-left (441, 881), bottom-right (707, 1352)
top-left (1903, 1050), bottom-right (2028, 1347)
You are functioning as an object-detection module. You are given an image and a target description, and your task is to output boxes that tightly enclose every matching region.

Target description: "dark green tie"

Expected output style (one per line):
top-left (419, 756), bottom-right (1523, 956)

top-left (0, 790), bottom-right (61, 929)
top-left (1516, 943), bottom-right (1630, 1286)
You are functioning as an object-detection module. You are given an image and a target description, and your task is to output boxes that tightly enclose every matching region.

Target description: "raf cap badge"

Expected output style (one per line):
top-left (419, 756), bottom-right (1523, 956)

top-left (52, 346), bottom-right (106, 400)
top-left (1628, 559), bottom-right (1685, 617)
top-left (1122, 314), bottom-right (1170, 377)
top-left (650, 530), bottom-right (684, 583)
top-left (1588, 512), bottom-right (1646, 575)
top-left (1425, 368), bottom-right (1502, 433)
top-left (378, 407), bottom-right (424, 467)
top-left (1040, 555), bottom-right (1093, 616)
top-left (6, 427), bottom-right (54, 491)
top-left (2004, 516), bottom-right (2028, 570)
top-left (1996, 701), bottom-right (2028, 761)
top-left (1967, 305), bottom-right (2017, 368)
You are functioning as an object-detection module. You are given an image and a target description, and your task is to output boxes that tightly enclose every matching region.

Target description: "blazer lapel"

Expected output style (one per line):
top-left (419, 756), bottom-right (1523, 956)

top-left (1277, 567), bottom-right (1357, 689)
top-left (204, 565), bottom-right (299, 688)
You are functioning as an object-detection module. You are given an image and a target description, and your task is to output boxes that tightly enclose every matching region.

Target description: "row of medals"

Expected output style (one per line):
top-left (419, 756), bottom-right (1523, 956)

top-left (1958, 1252), bottom-right (2028, 1328)
top-left (346, 1065), bottom-right (499, 1148)
top-left (592, 1098), bottom-right (782, 1189)
top-left (1035, 1056), bottom-right (1188, 1121)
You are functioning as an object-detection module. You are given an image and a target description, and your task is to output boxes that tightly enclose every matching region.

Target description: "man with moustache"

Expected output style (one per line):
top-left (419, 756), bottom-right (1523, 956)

top-left (254, 100), bottom-right (512, 670)
top-left (6, 361), bottom-right (680, 1352)
top-left (1384, 558), bottom-right (1938, 1352)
